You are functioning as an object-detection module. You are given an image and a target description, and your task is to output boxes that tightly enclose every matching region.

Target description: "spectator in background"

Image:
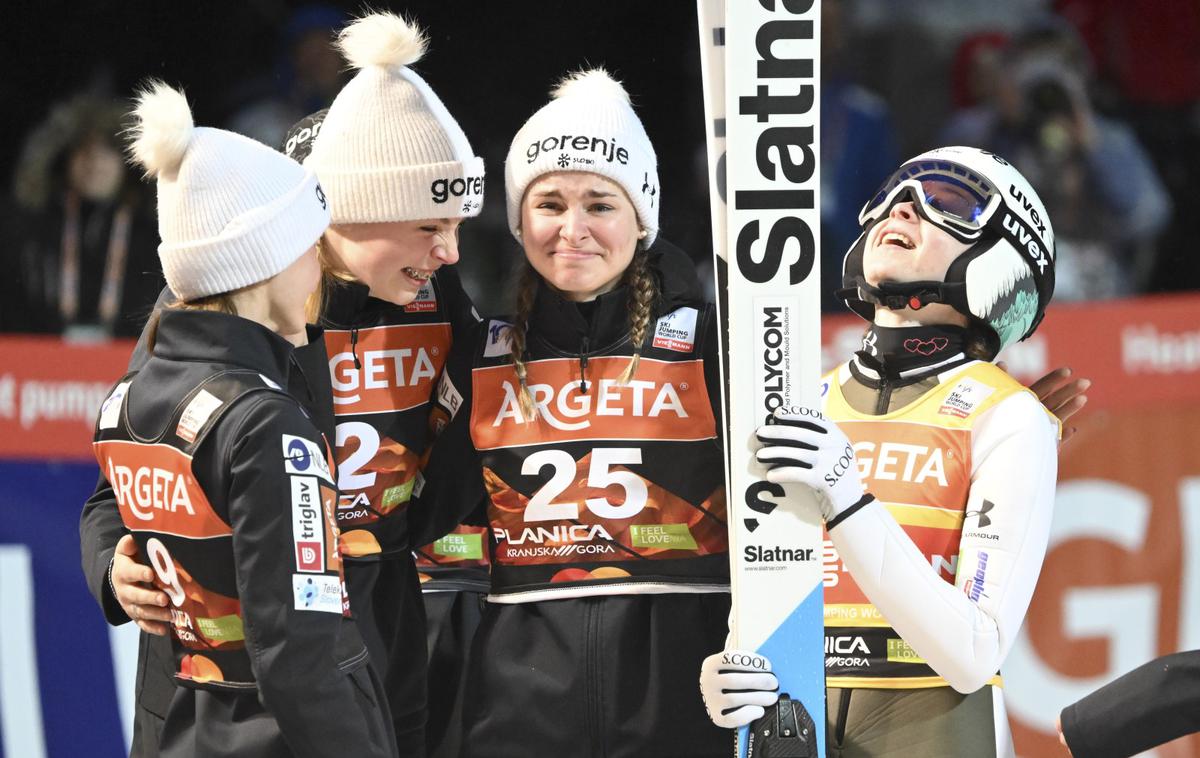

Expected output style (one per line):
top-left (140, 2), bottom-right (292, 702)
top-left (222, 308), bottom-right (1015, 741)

top-left (225, 4), bottom-right (348, 148)
top-left (821, 0), bottom-right (900, 312)
top-left (7, 89), bottom-right (162, 337)
top-left (1055, 0), bottom-right (1200, 294)
top-left (938, 31), bottom-right (1011, 148)
top-left (939, 19), bottom-right (1171, 301)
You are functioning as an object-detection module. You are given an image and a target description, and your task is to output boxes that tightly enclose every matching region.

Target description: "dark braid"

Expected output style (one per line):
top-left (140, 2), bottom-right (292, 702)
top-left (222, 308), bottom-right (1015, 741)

top-left (509, 262), bottom-right (541, 421)
top-left (619, 245), bottom-right (659, 385)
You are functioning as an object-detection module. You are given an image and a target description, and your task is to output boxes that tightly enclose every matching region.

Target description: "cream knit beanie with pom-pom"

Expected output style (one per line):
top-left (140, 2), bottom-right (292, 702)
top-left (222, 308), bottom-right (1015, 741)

top-left (128, 81), bottom-right (330, 301)
top-left (306, 12), bottom-right (485, 223)
top-left (505, 68), bottom-right (659, 244)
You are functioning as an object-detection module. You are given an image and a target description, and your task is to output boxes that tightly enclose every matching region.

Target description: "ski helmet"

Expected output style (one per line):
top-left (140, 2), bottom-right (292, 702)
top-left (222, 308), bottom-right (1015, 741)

top-left (839, 146), bottom-right (1055, 357)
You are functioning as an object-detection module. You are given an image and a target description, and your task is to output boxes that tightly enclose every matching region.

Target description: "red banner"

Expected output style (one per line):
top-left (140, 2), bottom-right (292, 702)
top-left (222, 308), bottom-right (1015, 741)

top-left (0, 336), bottom-right (136, 460)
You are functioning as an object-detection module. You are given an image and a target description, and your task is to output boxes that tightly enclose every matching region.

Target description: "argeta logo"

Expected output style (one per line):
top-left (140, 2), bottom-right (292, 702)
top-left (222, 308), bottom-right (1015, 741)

top-left (966, 499), bottom-right (995, 528)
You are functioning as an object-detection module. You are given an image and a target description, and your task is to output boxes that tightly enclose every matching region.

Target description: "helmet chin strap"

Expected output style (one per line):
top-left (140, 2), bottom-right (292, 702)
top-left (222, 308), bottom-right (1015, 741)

top-left (842, 277), bottom-right (970, 315)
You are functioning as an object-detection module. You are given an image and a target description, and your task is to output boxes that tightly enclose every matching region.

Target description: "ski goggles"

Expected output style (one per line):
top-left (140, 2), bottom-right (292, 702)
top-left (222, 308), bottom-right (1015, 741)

top-left (858, 160), bottom-right (1003, 242)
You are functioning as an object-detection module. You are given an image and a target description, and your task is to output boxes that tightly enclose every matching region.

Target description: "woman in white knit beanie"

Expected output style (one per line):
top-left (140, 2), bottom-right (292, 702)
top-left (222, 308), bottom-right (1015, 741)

top-left (414, 68), bottom-right (733, 757)
top-left (296, 12), bottom-right (486, 758)
top-left (305, 12), bottom-right (485, 309)
top-left (91, 81), bottom-right (396, 757)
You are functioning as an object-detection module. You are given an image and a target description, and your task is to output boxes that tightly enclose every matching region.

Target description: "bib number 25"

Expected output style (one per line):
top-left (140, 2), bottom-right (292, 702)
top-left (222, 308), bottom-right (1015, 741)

top-left (522, 447), bottom-right (646, 522)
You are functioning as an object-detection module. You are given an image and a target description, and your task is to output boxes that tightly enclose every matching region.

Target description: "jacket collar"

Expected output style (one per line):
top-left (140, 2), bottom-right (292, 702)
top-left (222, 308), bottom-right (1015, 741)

top-left (153, 308), bottom-right (299, 386)
top-left (529, 280), bottom-right (631, 353)
top-left (320, 279), bottom-right (380, 328)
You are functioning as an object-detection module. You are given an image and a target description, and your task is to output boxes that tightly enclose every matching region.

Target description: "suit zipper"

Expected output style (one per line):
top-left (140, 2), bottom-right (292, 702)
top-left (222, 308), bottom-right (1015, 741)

top-left (874, 375), bottom-right (892, 415)
top-left (580, 335), bottom-right (590, 393)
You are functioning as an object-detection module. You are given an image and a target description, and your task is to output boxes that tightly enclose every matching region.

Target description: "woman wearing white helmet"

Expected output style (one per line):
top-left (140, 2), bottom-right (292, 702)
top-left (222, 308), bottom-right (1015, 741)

top-left (700, 146), bottom-right (1064, 757)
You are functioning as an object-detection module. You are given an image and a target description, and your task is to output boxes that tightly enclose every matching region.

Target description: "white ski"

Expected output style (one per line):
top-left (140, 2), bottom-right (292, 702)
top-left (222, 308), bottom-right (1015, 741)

top-left (696, 1), bottom-right (826, 755)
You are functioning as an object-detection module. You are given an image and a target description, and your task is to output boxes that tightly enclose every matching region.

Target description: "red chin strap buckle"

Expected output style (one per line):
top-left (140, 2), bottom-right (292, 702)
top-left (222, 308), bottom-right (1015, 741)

top-left (908, 295), bottom-right (924, 310)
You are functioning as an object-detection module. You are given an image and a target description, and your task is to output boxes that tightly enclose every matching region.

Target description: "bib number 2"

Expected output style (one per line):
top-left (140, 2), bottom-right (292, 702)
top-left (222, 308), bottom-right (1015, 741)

top-left (522, 447), bottom-right (646, 522)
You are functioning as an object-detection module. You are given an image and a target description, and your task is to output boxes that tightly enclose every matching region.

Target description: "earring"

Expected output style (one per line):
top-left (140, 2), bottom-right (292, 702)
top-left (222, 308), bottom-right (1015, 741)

top-left (637, 229), bottom-right (648, 239)
top-left (515, 228), bottom-right (523, 238)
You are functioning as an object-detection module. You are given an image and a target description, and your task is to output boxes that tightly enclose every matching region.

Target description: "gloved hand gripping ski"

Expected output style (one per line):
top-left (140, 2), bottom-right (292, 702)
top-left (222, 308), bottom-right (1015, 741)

top-left (699, 648), bottom-right (780, 729)
top-left (755, 408), bottom-right (876, 529)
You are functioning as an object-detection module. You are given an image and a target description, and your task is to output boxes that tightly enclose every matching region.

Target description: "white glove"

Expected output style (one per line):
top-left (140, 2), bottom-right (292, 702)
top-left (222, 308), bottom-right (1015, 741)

top-left (755, 406), bottom-right (874, 526)
top-left (699, 648), bottom-right (780, 729)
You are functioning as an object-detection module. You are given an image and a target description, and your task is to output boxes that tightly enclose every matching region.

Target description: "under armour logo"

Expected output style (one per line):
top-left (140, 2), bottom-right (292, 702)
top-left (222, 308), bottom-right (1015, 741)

top-left (642, 172), bottom-right (657, 207)
top-left (861, 330), bottom-right (878, 356)
top-left (966, 499), bottom-right (995, 528)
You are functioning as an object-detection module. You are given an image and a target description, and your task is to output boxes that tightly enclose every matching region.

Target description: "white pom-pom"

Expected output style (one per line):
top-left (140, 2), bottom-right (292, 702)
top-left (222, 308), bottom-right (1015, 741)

top-left (551, 68), bottom-right (630, 105)
top-left (338, 12), bottom-right (427, 70)
top-left (128, 81), bottom-right (193, 178)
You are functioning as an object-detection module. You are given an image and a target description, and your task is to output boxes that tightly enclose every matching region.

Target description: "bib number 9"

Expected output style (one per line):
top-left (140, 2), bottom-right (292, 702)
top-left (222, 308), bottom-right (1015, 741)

top-left (522, 447), bottom-right (646, 522)
top-left (146, 537), bottom-right (186, 607)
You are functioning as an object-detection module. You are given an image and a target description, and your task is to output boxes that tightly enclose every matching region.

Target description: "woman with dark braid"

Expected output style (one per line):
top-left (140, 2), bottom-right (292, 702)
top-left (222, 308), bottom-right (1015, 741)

top-left (408, 69), bottom-right (733, 757)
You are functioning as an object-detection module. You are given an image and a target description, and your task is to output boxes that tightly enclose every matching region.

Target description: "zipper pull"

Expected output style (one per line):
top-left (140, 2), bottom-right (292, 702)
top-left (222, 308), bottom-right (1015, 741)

top-left (579, 336), bottom-right (590, 393)
top-left (351, 327), bottom-right (361, 370)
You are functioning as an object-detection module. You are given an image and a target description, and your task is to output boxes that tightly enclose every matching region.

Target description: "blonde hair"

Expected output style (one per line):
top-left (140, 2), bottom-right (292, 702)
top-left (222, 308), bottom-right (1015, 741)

top-left (509, 245), bottom-right (659, 421)
top-left (305, 236), bottom-right (357, 324)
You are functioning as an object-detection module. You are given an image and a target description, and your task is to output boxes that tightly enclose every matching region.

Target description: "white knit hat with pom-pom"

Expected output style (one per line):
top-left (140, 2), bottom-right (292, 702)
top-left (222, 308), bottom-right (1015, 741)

top-left (505, 68), bottom-right (659, 244)
top-left (306, 12), bottom-right (484, 223)
top-left (128, 81), bottom-right (330, 301)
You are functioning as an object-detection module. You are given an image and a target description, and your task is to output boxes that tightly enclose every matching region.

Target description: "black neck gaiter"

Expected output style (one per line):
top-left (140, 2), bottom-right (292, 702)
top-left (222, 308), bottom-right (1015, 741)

top-left (855, 323), bottom-right (971, 381)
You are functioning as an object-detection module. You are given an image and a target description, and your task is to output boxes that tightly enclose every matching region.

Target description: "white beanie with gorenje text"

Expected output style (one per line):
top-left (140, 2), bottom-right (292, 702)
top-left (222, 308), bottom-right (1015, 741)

top-left (306, 12), bottom-right (485, 223)
top-left (127, 82), bottom-right (330, 302)
top-left (505, 69), bottom-right (660, 245)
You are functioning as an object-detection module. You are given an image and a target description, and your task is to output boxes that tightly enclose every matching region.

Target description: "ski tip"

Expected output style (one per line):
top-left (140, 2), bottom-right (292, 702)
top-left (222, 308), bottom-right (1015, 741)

top-left (551, 68), bottom-right (631, 105)
top-left (337, 11), bottom-right (427, 71)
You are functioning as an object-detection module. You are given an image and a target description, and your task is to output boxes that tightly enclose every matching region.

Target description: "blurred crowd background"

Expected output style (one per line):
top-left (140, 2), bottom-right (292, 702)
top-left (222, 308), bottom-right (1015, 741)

top-left (2, 0), bottom-right (1198, 336)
